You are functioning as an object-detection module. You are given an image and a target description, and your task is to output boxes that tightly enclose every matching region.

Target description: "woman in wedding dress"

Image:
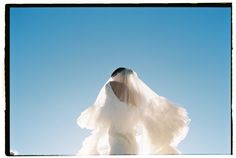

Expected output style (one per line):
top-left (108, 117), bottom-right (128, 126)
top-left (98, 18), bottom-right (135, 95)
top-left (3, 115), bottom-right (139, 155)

top-left (77, 67), bottom-right (190, 155)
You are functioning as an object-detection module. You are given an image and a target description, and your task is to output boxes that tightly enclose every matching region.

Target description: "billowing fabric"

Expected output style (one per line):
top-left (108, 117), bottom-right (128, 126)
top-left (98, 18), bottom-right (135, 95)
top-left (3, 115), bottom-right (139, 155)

top-left (77, 69), bottom-right (190, 155)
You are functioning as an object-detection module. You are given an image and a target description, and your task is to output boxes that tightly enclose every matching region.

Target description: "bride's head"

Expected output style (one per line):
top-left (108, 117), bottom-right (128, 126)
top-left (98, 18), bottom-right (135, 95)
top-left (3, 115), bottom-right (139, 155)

top-left (110, 67), bottom-right (137, 106)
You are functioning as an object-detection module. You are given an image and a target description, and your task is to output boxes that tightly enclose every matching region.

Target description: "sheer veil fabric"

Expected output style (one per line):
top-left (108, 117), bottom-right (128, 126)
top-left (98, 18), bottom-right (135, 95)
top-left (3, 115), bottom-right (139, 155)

top-left (77, 68), bottom-right (190, 155)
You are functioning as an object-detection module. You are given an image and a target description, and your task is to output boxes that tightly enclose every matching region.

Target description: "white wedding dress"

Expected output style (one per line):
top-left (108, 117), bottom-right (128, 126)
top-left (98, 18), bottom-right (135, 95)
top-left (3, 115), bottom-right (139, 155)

top-left (77, 69), bottom-right (190, 155)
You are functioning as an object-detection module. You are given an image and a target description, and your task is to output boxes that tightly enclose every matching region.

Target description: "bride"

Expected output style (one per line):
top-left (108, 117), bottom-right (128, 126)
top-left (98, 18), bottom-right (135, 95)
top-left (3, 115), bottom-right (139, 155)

top-left (77, 67), bottom-right (190, 155)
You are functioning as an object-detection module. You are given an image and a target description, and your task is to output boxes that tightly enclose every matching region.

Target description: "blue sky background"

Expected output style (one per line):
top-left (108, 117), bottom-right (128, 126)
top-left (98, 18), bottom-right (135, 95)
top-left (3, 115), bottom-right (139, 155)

top-left (10, 7), bottom-right (231, 155)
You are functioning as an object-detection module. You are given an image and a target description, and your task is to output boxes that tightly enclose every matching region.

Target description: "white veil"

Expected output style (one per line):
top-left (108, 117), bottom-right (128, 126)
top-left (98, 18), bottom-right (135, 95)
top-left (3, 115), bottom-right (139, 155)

top-left (77, 68), bottom-right (190, 155)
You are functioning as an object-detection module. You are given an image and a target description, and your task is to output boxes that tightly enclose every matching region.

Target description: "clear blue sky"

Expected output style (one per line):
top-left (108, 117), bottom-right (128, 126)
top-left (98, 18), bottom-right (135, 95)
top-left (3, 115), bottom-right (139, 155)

top-left (10, 7), bottom-right (231, 155)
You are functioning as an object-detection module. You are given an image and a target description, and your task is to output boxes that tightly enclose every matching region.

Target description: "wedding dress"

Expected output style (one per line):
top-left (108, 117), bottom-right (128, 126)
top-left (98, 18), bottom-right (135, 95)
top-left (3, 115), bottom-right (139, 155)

top-left (77, 68), bottom-right (190, 155)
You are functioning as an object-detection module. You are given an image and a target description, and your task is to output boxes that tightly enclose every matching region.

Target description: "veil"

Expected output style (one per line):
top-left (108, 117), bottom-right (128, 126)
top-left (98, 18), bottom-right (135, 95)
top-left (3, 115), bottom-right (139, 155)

top-left (77, 68), bottom-right (190, 155)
